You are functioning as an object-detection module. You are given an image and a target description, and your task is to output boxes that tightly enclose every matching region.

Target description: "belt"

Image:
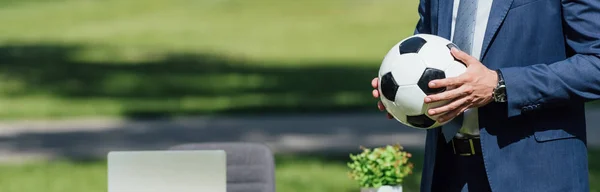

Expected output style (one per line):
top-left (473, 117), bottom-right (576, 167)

top-left (451, 137), bottom-right (482, 156)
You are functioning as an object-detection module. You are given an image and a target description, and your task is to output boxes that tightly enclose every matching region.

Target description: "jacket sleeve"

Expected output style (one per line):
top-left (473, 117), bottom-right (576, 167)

top-left (498, 0), bottom-right (600, 118)
top-left (414, 0), bottom-right (432, 35)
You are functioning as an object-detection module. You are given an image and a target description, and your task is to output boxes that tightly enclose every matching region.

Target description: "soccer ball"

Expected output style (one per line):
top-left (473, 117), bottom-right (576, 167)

top-left (378, 34), bottom-right (467, 129)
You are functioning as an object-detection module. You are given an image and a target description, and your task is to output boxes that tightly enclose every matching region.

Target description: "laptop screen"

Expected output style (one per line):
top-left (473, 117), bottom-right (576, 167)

top-left (107, 150), bottom-right (226, 192)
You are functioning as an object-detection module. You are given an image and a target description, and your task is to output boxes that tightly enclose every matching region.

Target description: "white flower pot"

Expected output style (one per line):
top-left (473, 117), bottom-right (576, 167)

top-left (361, 185), bottom-right (403, 192)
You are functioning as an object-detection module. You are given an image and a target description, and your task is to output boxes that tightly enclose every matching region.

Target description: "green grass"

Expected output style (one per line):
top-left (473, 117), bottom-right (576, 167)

top-left (0, 0), bottom-right (420, 119)
top-left (0, 152), bottom-right (423, 192)
top-left (1, 150), bottom-right (599, 192)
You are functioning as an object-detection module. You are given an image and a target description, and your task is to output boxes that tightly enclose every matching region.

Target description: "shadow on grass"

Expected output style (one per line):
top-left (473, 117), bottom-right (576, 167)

top-left (0, 44), bottom-right (381, 119)
top-left (0, 43), bottom-right (431, 164)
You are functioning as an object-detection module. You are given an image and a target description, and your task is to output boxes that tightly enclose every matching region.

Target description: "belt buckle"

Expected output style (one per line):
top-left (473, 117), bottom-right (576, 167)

top-left (452, 138), bottom-right (476, 156)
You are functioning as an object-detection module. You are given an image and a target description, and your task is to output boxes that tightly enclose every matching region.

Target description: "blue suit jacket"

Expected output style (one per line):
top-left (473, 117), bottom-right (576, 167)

top-left (416, 0), bottom-right (600, 191)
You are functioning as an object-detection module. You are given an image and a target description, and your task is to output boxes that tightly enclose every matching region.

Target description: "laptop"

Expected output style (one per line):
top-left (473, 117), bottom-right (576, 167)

top-left (107, 150), bottom-right (226, 192)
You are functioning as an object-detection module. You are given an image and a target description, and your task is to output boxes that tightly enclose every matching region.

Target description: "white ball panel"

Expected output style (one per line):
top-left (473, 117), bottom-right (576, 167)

top-left (412, 34), bottom-right (455, 70)
top-left (380, 98), bottom-right (407, 123)
top-left (418, 42), bottom-right (454, 70)
top-left (444, 61), bottom-right (467, 77)
top-left (388, 53), bottom-right (427, 86)
top-left (394, 85), bottom-right (426, 116)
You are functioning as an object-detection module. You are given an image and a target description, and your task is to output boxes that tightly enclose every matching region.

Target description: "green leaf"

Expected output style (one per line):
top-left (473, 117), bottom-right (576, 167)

top-left (347, 145), bottom-right (414, 187)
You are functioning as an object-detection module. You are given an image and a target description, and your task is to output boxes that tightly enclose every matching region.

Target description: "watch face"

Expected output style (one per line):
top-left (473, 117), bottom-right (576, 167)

top-left (494, 86), bottom-right (507, 102)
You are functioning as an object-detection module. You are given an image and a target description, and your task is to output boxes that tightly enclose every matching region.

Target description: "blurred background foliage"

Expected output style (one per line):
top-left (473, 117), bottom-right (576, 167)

top-left (0, 0), bottom-right (598, 192)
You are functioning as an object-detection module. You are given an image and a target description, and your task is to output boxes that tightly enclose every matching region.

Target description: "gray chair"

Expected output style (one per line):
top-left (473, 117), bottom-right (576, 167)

top-left (169, 142), bottom-right (276, 192)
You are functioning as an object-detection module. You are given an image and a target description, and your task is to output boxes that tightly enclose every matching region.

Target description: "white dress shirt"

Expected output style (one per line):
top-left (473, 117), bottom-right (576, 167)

top-left (450, 0), bottom-right (494, 136)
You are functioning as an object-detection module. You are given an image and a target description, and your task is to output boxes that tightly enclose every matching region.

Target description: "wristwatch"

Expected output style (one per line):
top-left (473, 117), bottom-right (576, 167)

top-left (493, 69), bottom-right (507, 102)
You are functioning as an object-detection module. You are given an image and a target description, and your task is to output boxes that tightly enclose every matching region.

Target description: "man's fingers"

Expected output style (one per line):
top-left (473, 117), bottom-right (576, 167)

top-left (377, 101), bottom-right (385, 111)
top-left (372, 89), bottom-right (380, 98)
top-left (450, 47), bottom-right (477, 66)
top-left (425, 85), bottom-right (468, 103)
top-left (373, 77), bottom-right (388, 120)
top-left (371, 77), bottom-right (379, 89)
top-left (428, 76), bottom-right (463, 89)
top-left (428, 95), bottom-right (469, 116)
top-left (438, 106), bottom-right (469, 123)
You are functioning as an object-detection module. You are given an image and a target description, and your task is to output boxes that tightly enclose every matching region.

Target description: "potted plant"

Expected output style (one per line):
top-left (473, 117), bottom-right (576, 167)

top-left (347, 144), bottom-right (414, 192)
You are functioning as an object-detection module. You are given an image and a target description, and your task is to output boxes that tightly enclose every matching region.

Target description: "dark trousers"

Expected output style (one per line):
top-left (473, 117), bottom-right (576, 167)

top-left (431, 135), bottom-right (492, 192)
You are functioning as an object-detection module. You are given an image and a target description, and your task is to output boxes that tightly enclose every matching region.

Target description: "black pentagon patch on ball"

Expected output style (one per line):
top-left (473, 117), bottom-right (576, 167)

top-left (380, 72), bottom-right (399, 101)
top-left (399, 37), bottom-right (427, 54)
top-left (447, 43), bottom-right (466, 65)
top-left (418, 68), bottom-right (446, 95)
top-left (406, 114), bottom-right (436, 128)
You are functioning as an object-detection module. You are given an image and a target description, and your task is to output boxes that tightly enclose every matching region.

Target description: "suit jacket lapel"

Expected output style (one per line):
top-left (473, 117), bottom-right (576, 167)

top-left (437, 0), bottom-right (454, 39)
top-left (480, 0), bottom-right (515, 59)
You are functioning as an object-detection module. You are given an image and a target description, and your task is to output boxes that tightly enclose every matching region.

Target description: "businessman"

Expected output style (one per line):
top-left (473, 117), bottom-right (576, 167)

top-left (371, 0), bottom-right (600, 191)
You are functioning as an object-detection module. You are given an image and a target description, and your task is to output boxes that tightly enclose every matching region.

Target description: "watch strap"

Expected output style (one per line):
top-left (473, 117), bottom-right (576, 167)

top-left (493, 69), bottom-right (507, 102)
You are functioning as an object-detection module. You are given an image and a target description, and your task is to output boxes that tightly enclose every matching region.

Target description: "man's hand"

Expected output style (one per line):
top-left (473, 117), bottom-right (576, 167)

top-left (424, 48), bottom-right (498, 123)
top-left (371, 77), bottom-right (393, 119)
